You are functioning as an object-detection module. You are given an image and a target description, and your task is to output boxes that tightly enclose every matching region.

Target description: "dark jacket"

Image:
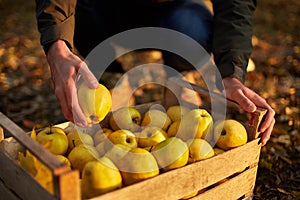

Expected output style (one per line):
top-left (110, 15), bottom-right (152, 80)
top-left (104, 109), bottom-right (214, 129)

top-left (35, 0), bottom-right (256, 85)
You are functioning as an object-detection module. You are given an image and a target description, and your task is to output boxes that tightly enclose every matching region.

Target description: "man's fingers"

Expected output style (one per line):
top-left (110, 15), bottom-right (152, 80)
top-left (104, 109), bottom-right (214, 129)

top-left (242, 89), bottom-right (276, 133)
top-left (259, 107), bottom-right (276, 133)
top-left (72, 82), bottom-right (89, 127)
top-left (261, 117), bottom-right (275, 146)
top-left (230, 89), bottom-right (257, 112)
top-left (78, 62), bottom-right (99, 89)
top-left (55, 87), bottom-right (74, 123)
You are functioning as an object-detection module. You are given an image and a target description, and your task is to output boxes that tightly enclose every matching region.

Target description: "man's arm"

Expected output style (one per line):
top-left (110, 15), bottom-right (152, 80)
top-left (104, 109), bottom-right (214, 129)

top-left (212, 0), bottom-right (256, 84)
top-left (35, 0), bottom-right (76, 53)
top-left (35, 0), bottom-right (99, 127)
top-left (211, 0), bottom-right (275, 145)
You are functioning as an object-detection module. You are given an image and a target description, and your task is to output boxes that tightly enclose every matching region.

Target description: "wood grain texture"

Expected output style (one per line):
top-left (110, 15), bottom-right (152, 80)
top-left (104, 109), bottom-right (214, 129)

top-left (0, 150), bottom-right (55, 200)
top-left (0, 97), bottom-right (265, 200)
top-left (0, 126), bottom-right (3, 141)
top-left (92, 139), bottom-right (261, 200)
top-left (0, 112), bottom-right (67, 173)
top-left (192, 166), bottom-right (258, 200)
top-left (57, 170), bottom-right (81, 200)
top-left (0, 177), bottom-right (21, 200)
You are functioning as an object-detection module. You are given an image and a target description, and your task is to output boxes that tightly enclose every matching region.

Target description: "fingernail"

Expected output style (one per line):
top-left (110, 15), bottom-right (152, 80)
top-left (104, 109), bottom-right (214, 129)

top-left (260, 127), bottom-right (266, 133)
top-left (248, 104), bottom-right (256, 112)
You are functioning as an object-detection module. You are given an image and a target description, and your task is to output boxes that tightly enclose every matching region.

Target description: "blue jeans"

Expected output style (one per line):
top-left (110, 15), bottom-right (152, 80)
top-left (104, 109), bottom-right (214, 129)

top-left (74, 0), bottom-right (213, 72)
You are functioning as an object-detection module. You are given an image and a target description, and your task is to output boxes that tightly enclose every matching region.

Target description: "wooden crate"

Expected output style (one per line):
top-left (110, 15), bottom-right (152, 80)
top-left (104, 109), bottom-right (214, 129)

top-left (0, 79), bottom-right (267, 200)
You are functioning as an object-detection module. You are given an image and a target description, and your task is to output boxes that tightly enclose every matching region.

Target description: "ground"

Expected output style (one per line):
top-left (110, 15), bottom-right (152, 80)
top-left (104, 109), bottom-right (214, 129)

top-left (0, 0), bottom-right (299, 199)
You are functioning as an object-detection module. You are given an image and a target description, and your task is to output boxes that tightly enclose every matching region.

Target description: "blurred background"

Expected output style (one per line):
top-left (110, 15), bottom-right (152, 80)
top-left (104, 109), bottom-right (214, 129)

top-left (0, 0), bottom-right (299, 199)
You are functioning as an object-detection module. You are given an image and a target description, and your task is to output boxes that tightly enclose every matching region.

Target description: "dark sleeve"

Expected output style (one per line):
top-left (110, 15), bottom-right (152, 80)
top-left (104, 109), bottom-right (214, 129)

top-left (35, 0), bottom-right (77, 53)
top-left (211, 0), bottom-right (256, 84)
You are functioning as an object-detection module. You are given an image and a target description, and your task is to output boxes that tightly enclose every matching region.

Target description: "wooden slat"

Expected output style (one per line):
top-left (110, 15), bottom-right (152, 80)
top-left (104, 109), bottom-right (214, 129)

top-left (0, 113), bottom-right (67, 174)
top-left (192, 166), bottom-right (258, 200)
top-left (246, 108), bottom-right (268, 140)
top-left (0, 178), bottom-right (20, 200)
top-left (92, 138), bottom-right (261, 200)
top-left (0, 126), bottom-right (4, 141)
top-left (0, 89), bottom-right (265, 200)
top-left (0, 113), bottom-right (82, 199)
top-left (0, 150), bottom-right (56, 200)
top-left (167, 77), bottom-right (242, 110)
top-left (57, 170), bottom-right (81, 200)
top-left (0, 137), bottom-right (25, 161)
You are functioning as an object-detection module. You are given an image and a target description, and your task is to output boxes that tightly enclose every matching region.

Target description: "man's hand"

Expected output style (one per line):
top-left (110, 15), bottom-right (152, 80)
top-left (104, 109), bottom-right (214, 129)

top-left (223, 77), bottom-right (275, 146)
top-left (46, 40), bottom-right (99, 127)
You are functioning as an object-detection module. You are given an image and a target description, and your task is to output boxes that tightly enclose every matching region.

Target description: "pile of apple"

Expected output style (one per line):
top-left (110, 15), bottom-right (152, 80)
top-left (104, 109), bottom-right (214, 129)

top-left (19, 103), bottom-right (248, 199)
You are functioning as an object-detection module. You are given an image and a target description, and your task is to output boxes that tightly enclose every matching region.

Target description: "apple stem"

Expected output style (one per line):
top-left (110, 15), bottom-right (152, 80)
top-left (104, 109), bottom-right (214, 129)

top-left (132, 117), bottom-right (140, 124)
top-left (149, 146), bottom-right (154, 152)
top-left (126, 138), bottom-right (131, 143)
top-left (48, 126), bottom-right (53, 135)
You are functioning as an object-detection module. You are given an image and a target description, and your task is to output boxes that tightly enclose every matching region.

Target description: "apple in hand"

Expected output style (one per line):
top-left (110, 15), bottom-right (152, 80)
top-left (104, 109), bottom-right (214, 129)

top-left (77, 83), bottom-right (112, 124)
top-left (36, 127), bottom-right (68, 155)
top-left (109, 107), bottom-right (142, 132)
top-left (137, 126), bottom-right (168, 148)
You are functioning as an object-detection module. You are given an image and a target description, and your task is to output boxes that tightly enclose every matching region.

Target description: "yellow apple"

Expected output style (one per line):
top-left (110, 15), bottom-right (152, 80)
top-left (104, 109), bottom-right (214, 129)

top-left (117, 147), bottom-right (159, 186)
top-left (106, 130), bottom-right (138, 150)
top-left (68, 144), bottom-right (99, 173)
top-left (93, 128), bottom-right (113, 146)
top-left (104, 144), bottom-right (131, 166)
top-left (142, 146), bottom-right (153, 151)
top-left (166, 105), bottom-right (191, 122)
top-left (176, 109), bottom-right (213, 141)
top-left (137, 126), bottom-right (168, 148)
top-left (167, 120), bottom-right (181, 137)
top-left (213, 147), bottom-right (225, 155)
top-left (77, 83), bottom-right (112, 124)
top-left (214, 119), bottom-right (248, 150)
top-left (186, 138), bottom-right (214, 164)
top-left (151, 137), bottom-right (189, 172)
top-left (109, 107), bottom-right (142, 132)
top-left (19, 150), bottom-right (54, 194)
top-left (36, 127), bottom-right (68, 155)
top-left (95, 141), bottom-right (107, 157)
top-left (141, 109), bottom-right (171, 131)
top-left (67, 129), bottom-right (94, 152)
top-left (81, 157), bottom-right (122, 198)
top-left (54, 155), bottom-right (71, 169)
